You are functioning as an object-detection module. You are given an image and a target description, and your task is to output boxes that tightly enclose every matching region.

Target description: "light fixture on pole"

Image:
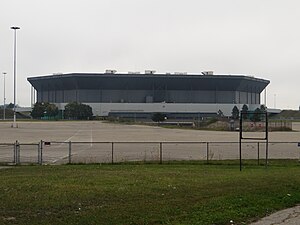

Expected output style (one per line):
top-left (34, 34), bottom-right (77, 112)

top-left (2, 72), bottom-right (6, 120)
top-left (11, 26), bottom-right (20, 128)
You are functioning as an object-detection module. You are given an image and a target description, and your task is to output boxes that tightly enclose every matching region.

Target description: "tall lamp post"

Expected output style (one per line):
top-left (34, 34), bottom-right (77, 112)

top-left (2, 72), bottom-right (6, 120)
top-left (11, 26), bottom-right (20, 128)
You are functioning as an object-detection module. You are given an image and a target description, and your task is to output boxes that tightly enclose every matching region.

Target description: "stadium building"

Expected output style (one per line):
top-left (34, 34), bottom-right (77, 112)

top-left (27, 71), bottom-right (270, 119)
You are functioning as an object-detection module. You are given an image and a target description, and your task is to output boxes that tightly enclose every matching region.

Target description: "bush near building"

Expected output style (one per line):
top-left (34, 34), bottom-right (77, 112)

top-left (231, 106), bottom-right (240, 120)
top-left (64, 102), bottom-right (93, 120)
top-left (151, 112), bottom-right (166, 122)
top-left (31, 102), bottom-right (59, 119)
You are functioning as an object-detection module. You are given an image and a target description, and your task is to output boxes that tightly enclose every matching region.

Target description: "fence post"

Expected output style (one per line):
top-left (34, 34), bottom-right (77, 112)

top-left (40, 140), bottom-right (43, 165)
top-left (15, 140), bottom-right (20, 165)
top-left (18, 141), bottom-right (21, 164)
top-left (257, 142), bottom-right (260, 165)
top-left (265, 113), bottom-right (269, 169)
top-left (206, 142), bottom-right (209, 164)
top-left (37, 142), bottom-right (39, 164)
top-left (38, 142), bottom-right (41, 165)
top-left (13, 141), bottom-right (16, 165)
top-left (111, 142), bottom-right (114, 164)
top-left (159, 142), bottom-right (163, 164)
top-left (265, 140), bottom-right (269, 168)
top-left (68, 141), bottom-right (72, 164)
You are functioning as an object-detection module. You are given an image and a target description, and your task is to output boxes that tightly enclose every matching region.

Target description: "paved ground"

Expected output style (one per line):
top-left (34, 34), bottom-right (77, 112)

top-left (0, 121), bottom-right (299, 164)
top-left (250, 205), bottom-right (300, 225)
top-left (293, 122), bottom-right (300, 132)
top-left (0, 120), bottom-right (299, 142)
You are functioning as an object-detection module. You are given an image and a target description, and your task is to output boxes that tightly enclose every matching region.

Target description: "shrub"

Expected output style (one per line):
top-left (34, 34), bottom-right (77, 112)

top-left (64, 102), bottom-right (93, 120)
top-left (152, 112), bottom-right (166, 122)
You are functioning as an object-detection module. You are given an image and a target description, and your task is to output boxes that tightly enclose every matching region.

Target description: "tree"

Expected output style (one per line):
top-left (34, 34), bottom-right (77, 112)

top-left (64, 102), bottom-right (93, 120)
top-left (217, 109), bottom-right (224, 118)
top-left (78, 104), bottom-right (93, 120)
top-left (45, 104), bottom-right (59, 117)
top-left (152, 112), bottom-right (166, 122)
top-left (31, 102), bottom-right (58, 119)
top-left (260, 104), bottom-right (267, 112)
top-left (231, 106), bottom-right (239, 120)
top-left (241, 104), bottom-right (249, 120)
top-left (31, 102), bottom-right (45, 118)
top-left (252, 107), bottom-right (263, 122)
top-left (64, 102), bottom-right (78, 119)
top-left (7, 103), bottom-right (15, 109)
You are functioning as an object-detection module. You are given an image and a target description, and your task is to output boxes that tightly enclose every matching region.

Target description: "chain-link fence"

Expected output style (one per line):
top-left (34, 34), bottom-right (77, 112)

top-left (0, 143), bottom-right (15, 164)
top-left (0, 141), bottom-right (299, 165)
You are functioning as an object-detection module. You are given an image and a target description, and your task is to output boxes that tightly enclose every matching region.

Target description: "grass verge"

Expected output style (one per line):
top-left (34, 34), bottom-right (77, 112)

top-left (1, 161), bottom-right (300, 225)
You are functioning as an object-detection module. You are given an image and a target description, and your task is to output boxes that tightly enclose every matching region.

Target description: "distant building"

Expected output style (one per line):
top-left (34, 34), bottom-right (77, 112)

top-left (27, 71), bottom-right (269, 119)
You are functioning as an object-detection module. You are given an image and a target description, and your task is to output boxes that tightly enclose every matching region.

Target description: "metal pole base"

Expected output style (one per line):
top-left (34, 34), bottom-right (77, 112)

top-left (11, 123), bottom-right (18, 128)
top-left (11, 114), bottom-right (18, 128)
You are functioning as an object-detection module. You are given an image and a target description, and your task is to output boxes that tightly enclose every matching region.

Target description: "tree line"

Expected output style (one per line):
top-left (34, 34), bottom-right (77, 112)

top-left (231, 104), bottom-right (267, 121)
top-left (31, 102), bottom-right (267, 121)
top-left (151, 104), bottom-right (267, 123)
top-left (31, 102), bottom-right (93, 120)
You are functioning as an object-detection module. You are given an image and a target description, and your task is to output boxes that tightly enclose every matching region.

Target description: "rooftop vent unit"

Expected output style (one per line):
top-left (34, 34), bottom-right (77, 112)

top-left (53, 72), bottom-right (63, 75)
top-left (201, 71), bottom-right (214, 75)
top-left (174, 72), bottom-right (187, 75)
top-left (105, 69), bottom-right (117, 74)
top-left (128, 71), bottom-right (140, 74)
top-left (145, 70), bottom-right (156, 74)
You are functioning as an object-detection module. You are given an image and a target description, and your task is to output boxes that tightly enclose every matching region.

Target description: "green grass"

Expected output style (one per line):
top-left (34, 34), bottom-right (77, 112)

top-left (1, 161), bottom-right (300, 225)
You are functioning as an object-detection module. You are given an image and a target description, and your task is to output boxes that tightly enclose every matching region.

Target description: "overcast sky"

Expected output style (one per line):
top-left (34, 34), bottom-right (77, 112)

top-left (0, 0), bottom-right (299, 109)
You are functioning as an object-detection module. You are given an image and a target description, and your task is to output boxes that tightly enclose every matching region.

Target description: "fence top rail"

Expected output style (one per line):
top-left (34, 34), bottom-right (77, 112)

top-left (45, 141), bottom-right (222, 144)
top-left (0, 143), bottom-right (16, 146)
top-left (39, 141), bottom-right (300, 144)
top-left (0, 143), bottom-right (39, 146)
top-left (18, 143), bottom-right (40, 146)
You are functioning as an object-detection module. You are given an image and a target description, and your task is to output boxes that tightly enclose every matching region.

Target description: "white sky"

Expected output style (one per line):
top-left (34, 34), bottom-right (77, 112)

top-left (0, 0), bottom-right (299, 109)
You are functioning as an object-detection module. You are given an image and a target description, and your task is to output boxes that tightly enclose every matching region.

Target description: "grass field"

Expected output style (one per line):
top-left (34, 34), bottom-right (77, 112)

top-left (1, 161), bottom-right (300, 225)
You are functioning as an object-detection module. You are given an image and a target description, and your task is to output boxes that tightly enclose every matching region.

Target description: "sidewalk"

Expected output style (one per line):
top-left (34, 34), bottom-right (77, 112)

top-left (250, 205), bottom-right (300, 225)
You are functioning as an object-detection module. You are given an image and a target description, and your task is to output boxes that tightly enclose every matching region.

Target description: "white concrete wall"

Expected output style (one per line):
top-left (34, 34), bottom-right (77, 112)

top-left (56, 103), bottom-right (261, 117)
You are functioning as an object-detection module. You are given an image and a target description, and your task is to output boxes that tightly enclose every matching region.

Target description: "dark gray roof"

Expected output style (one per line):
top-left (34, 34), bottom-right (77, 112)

top-left (28, 73), bottom-right (270, 93)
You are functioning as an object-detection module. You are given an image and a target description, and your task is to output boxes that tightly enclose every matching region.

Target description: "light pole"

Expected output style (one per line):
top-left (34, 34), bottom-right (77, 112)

top-left (11, 26), bottom-right (20, 128)
top-left (2, 72), bottom-right (6, 120)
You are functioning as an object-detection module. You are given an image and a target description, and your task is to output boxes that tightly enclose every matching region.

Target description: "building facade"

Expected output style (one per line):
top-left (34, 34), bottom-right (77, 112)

top-left (27, 72), bottom-right (269, 119)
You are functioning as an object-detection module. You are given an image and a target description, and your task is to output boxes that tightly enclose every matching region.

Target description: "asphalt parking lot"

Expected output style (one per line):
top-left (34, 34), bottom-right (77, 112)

top-left (0, 121), bottom-right (299, 142)
top-left (0, 121), bottom-right (299, 164)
